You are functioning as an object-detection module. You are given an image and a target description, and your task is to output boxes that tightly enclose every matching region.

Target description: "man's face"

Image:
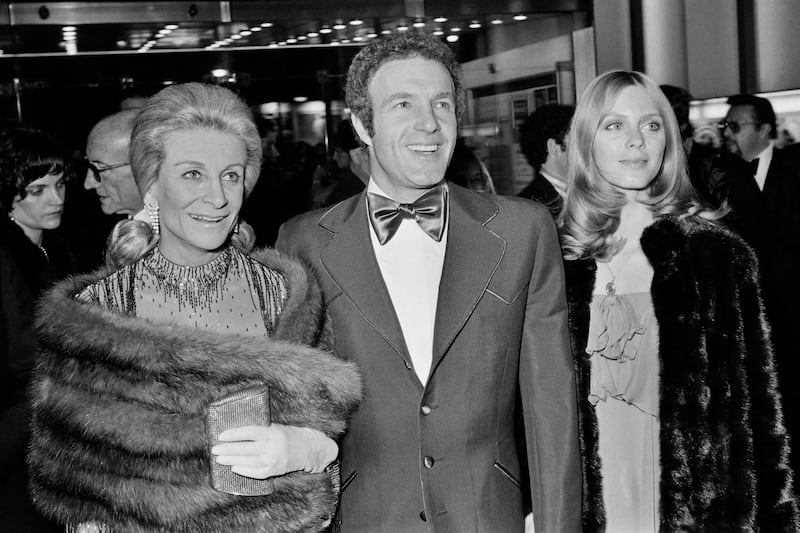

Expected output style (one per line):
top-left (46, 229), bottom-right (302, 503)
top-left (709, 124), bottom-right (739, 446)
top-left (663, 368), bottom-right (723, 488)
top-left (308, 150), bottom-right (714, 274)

top-left (352, 57), bottom-right (457, 203)
top-left (84, 133), bottom-right (141, 215)
top-left (723, 105), bottom-right (770, 161)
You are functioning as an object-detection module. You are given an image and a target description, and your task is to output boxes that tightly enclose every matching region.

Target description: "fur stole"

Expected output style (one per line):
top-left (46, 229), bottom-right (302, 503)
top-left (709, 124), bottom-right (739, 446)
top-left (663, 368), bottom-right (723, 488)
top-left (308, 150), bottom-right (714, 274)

top-left (28, 247), bottom-right (362, 532)
top-left (566, 216), bottom-right (797, 532)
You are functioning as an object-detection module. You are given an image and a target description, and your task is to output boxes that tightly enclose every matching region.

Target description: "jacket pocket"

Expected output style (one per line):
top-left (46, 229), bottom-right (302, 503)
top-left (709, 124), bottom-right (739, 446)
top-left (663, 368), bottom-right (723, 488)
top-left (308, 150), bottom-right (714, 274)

top-left (493, 461), bottom-right (521, 489)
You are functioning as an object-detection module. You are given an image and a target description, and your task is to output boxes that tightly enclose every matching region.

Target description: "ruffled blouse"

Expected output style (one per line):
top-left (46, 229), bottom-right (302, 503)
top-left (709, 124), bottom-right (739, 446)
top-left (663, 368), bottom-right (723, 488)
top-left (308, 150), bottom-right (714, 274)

top-left (587, 291), bottom-right (659, 417)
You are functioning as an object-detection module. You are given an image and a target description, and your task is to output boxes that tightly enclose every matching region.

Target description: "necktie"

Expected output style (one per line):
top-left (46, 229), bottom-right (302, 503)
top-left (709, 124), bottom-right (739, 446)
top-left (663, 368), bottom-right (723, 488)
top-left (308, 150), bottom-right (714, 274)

top-left (367, 186), bottom-right (447, 245)
top-left (748, 157), bottom-right (760, 176)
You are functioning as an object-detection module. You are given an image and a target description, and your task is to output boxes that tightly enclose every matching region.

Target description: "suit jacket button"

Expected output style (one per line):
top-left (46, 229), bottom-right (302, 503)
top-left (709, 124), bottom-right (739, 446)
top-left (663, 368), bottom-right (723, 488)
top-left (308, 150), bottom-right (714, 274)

top-left (419, 511), bottom-right (427, 521)
top-left (421, 405), bottom-right (432, 415)
top-left (423, 456), bottom-right (434, 468)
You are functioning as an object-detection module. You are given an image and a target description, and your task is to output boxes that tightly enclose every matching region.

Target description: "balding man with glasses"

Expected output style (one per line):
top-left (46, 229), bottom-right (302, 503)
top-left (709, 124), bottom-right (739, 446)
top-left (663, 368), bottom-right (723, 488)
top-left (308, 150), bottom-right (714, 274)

top-left (721, 94), bottom-right (800, 497)
top-left (83, 109), bottom-right (142, 216)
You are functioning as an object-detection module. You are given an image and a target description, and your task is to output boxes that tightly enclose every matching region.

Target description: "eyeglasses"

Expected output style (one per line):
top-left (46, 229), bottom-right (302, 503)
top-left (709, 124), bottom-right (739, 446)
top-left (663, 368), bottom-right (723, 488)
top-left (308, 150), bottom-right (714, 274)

top-left (82, 158), bottom-right (130, 183)
top-left (718, 120), bottom-right (760, 134)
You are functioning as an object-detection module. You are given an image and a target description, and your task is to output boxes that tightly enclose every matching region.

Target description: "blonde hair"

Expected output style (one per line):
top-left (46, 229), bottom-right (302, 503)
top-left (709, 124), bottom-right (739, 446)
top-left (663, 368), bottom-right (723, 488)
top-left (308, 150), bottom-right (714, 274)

top-left (106, 82), bottom-right (262, 268)
top-left (560, 70), bottom-right (723, 261)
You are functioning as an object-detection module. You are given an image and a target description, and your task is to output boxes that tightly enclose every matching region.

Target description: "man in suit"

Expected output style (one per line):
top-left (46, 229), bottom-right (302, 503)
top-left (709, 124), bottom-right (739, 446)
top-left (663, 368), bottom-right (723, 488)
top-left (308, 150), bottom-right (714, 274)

top-left (516, 104), bottom-right (573, 215)
top-left (721, 94), bottom-right (800, 489)
top-left (276, 32), bottom-right (581, 532)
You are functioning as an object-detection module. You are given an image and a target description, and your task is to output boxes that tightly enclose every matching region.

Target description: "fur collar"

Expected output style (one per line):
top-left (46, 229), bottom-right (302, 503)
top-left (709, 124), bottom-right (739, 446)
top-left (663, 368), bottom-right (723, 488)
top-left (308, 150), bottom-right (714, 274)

top-left (29, 247), bottom-right (362, 532)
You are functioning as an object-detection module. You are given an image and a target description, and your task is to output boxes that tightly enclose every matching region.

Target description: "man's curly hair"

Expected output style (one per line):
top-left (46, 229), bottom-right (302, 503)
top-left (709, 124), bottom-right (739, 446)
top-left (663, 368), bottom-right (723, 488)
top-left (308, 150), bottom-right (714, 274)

top-left (518, 104), bottom-right (574, 172)
top-left (345, 31), bottom-right (464, 136)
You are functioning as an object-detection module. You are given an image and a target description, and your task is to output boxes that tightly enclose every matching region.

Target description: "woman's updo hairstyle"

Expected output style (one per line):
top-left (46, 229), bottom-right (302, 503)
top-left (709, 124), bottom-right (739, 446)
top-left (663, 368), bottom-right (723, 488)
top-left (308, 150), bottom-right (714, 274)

top-left (106, 82), bottom-right (262, 268)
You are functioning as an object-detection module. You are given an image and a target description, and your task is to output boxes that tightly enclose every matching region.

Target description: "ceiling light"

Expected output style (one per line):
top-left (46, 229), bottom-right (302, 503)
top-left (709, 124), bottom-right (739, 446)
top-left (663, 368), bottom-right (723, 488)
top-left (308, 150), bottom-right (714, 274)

top-left (294, 96), bottom-right (308, 103)
top-left (63, 34), bottom-right (76, 41)
top-left (491, 18), bottom-right (503, 25)
top-left (367, 32), bottom-right (378, 38)
top-left (286, 37), bottom-right (297, 44)
top-left (62, 26), bottom-right (76, 32)
top-left (278, 41), bottom-right (286, 46)
top-left (350, 18), bottom-right (363, 25)
top-left (446, 35), bottom-right (459, 42)
top-left (307, 31), bottom-right (319, 37)
top-left (297, 35), bottom-right (307, 40)
top-left (231, 34), bottom-right (242, 40)
top-left (513, 14), bottom-right (528, 21)
top-left (450, 27), bottom-right (461, 32)
top-left (320, 27), bottom-right (332, 34)
top-left (469, 21), bottom-right (481, 29)
top-left (268, 42), bottom-right (278, 48)
top-left (211, 68), bottom-right (230, 77)
top-left (381, 29), bottom-right (392, 35)
top-left (413, 20), bottom-right (426, 28)
top-left (433, 29), bottom-right (444, 36)
top-left (397, 25), bottom-right (409, 31)
top-left (333, 23), bottom-right (347, 30)
top-left (165, 24), bottom-right (179, 30)
top-left (330, 41), bottom-right (340, 46)
top-left (260, 22), bottom-right (273, 28)
top-left (434, 17), bottom-right (447, 23)
top-left (240, 30), bottom-right (252, 36)
top-left (250, 26), bottom-right (262, 31)
top-left (116, 40), bottom-right (127, 48)
top-left (353, 36), bottom-right (364, 41)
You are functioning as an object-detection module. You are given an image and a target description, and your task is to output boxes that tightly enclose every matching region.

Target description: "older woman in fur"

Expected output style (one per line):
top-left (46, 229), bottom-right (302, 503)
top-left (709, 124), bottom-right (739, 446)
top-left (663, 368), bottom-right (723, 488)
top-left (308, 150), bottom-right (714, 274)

top-left (27, 82), bottom-right (362, 532)
top-left (560, 70), bottom-right (797, 531)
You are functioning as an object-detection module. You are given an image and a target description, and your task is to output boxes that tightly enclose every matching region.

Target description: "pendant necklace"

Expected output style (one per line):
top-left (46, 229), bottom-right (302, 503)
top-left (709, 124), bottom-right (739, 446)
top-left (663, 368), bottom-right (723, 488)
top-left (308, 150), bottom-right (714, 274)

top-left (604, 263), bottom-right (616, 295)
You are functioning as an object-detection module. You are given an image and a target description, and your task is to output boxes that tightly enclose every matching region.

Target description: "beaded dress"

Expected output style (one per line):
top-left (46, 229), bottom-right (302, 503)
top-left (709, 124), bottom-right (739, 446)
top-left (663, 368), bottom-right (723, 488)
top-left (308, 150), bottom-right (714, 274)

top-left (78, 245), bottom-right (287, 336)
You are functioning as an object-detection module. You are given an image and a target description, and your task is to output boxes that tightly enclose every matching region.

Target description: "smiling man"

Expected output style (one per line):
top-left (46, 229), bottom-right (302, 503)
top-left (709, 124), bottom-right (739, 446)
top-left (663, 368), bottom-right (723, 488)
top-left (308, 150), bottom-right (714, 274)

top-left (276, 32), bottom-right (581, 533)
top-left (84, 109), bottom-right (143, 216)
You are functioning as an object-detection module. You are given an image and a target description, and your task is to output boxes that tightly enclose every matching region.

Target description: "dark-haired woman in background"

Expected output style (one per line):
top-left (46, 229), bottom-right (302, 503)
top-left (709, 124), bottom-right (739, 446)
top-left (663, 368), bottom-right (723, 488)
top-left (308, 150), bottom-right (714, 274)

top-left (0, 127), bottom-right (74, 532)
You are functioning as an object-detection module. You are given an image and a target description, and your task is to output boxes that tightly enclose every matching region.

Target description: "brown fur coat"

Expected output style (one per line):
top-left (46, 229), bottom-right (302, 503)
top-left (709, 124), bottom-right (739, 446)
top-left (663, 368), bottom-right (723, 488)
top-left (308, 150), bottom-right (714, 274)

top-left (28, 248), bottom-right (362, 532)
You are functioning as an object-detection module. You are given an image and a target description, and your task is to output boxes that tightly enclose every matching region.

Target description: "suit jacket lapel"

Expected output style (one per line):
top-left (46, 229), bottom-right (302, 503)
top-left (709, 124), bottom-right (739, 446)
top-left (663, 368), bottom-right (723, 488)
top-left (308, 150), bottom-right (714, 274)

top-left (318, 192), bottom-right (413, 368)
top-left (432, 186), bottom-right (506, 370)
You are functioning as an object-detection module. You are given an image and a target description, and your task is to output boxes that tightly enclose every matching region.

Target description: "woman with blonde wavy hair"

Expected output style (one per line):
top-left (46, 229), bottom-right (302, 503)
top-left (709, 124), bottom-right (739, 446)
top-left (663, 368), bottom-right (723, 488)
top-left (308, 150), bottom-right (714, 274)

top-left (561, 70), bottom-right (796, 531)
top-left (27, 82), bottom-right (361, 532)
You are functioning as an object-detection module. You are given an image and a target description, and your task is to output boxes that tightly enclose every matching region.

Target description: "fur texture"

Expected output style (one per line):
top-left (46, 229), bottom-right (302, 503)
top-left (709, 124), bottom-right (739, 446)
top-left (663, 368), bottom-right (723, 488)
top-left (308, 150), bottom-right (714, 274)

top-left (28, 248), bottom-right (362, 532)
top-left (566, 216), bottom-right (798, 531)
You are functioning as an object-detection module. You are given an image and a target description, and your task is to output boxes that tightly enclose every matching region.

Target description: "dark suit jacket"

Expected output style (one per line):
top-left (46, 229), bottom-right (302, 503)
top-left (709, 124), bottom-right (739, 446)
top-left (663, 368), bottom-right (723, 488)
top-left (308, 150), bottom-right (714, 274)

top-left (517, 173), bottom-right (563, 218)
top-left (721, 144), bottom-right (800, 487)
top-left (276, 185), bottom-right (581, 533)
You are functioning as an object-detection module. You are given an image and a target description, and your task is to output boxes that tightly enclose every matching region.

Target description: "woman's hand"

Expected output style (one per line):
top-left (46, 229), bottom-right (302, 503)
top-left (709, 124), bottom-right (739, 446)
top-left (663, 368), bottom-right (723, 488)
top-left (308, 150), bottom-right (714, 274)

top-left (211, 424), bottom-right (338, 479)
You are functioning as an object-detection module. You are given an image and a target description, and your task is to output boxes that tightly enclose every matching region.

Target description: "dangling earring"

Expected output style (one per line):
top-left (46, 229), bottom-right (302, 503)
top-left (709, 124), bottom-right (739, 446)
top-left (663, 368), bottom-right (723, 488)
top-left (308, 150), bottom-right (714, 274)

top-left (145, 197), bottom-right (160, 235)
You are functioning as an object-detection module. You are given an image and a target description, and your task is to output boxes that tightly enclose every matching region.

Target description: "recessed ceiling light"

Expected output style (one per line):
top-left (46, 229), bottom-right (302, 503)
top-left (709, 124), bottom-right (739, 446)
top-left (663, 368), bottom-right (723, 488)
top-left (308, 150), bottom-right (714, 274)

top-left (353, 36), bottom-right (364, 41)
top-left (278, 41), bottom-right (286, 46)
top-left (513, 14), bottom-right (528, 21)
top-left (434, 17), bottom-right (447, 23)
top-left (116, 40), bottom-right (127, 47)
top-left (63, 34), bottom-right (76, 41)
top-left (491, 18), bottom-right (503, 25)
top-left (294, 96), bottom-right (308, 103)
top-left (330, 41), bottom-right (340, 46)
top-left (446, 35), bottom-right (459, 42)
top-left (260, 22), bottom-right (273, 28)
top-left (367, 32), bottom-right (378, 38)
top-left (469, 21), bottom-right (481, 29)
top-left (350, 19), bottom-right (363, 25)
top-left (250, 27), bottom-right (262, 32)
top-left (397, 25), bottom-right (409, 31)
top-left (450, 27), bottom-right (461, 32)
top-left (286, 37), bottom-right (297, 44)
top-left (62, 26), bottom-right (76, 32)
top-left (413, 21), bottom-right (426, 28)
top-left (231, 34), bottom-right (243, 40)
top-left (211, 68), bottom-right (229, 77)
top-left (433, 29), bottom-right (444, 36)
top-left (240, 30), bottom-right (252, 36)
top-left (381, 29), bottom-right (391, 35)
top-left (297, 35), bottom-right (307, 40)
top-left (320, 27), bottom-right (332, 34)
top-left (268, 42), bottom-right (278, 48)
top-left (165, 24), bottom-right (179, 30)
top-left (307, 31), bottom-right (320, 37)
top-left (333, 23), bottom-right (347, 30)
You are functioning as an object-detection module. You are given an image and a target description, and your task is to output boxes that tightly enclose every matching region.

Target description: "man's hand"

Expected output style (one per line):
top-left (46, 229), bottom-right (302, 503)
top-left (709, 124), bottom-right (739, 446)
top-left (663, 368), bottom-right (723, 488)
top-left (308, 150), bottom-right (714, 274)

top-left (211, 424), bottom-right (338, 479)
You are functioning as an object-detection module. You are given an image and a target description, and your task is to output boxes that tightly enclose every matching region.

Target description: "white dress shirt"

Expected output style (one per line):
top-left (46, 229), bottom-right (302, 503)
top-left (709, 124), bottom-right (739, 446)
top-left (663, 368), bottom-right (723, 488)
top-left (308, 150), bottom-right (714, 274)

top-left (539, 168), bottom-right (567, 198)
top-left (366, 180), bottom-right (448, 384)
top-left (751, 142), bottom-right (774, 192)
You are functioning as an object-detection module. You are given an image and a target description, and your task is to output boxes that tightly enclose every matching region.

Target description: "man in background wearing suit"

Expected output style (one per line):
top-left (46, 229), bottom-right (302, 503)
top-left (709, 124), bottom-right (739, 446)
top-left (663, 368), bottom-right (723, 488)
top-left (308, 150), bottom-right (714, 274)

top-left (276, 32), bottom-right (581, 532)
top-left (517, 103), bottom-right (574, 216)
top-left (722, 94), bottom-right (800, 490)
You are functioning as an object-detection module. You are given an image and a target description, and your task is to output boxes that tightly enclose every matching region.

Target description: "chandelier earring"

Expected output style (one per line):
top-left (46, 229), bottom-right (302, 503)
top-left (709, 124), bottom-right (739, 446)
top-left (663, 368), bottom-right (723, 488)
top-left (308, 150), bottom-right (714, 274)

top-left (144, 197), bottom-right (160, 235)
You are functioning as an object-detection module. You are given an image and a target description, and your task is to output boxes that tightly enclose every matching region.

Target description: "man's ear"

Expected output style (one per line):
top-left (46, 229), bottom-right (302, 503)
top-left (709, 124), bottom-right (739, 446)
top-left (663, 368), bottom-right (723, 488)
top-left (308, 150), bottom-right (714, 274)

top-left (546, 137), bottom-right (561, 155)
top-left (351, 114), bottom-right (373, 147)
top-left (759, 122), bottom-right (773, 140)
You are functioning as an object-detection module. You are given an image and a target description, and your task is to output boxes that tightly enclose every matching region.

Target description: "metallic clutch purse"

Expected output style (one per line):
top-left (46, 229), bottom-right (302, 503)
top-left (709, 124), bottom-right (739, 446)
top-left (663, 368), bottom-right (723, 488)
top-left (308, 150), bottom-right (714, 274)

top-left (206, 385), bottom-right (275, 496)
